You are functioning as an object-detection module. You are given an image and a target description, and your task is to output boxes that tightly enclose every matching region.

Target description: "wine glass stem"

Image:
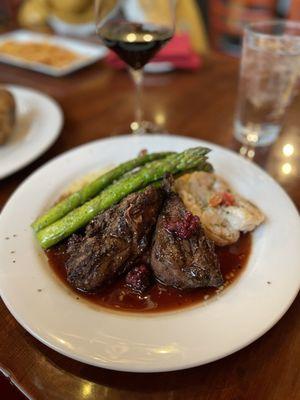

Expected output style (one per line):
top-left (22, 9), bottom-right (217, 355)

top-left (129, 68), bottom-right (144, 134)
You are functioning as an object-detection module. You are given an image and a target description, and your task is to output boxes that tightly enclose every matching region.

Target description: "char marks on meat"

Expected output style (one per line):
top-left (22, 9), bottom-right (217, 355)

top-left (151, 190), bottom-right (223, 290)
top-left (66, 185), bottom-right (163, 292)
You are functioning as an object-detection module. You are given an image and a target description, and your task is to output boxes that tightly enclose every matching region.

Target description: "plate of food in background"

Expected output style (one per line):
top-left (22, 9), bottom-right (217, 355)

top-left (0, 30), bottom-right (107, 77)
top-left (0, 134), bottom-right (299, 372)
top-left (0, 84), bottom-right (63, 179)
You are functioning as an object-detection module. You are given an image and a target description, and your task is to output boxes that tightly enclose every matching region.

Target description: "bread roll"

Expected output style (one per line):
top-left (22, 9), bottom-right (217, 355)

top-left (0, 89), bottom-right (16, 145)
top-left (18, 0), bottom-right (49, 28)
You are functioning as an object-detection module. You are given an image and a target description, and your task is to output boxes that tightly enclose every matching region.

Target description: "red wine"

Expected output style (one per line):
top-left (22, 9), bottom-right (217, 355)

top-left (98, 22), bottom-right (173, 70)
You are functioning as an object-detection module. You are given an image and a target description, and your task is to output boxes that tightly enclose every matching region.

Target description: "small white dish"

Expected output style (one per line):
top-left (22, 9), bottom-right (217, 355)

top-left (0, 30), bottom-right (107, 77)
top-left (145, 61), bottom-right (175, 73)
top-left (48, 16), bottom-right (95, 37)
top-left (0, 134), bottom-right (299, 372)
top-left (0, 85), bottom-right (63, 179)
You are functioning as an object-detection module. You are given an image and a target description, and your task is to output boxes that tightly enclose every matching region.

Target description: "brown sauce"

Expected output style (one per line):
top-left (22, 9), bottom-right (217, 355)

top-left (46, 234), bottom-right (252, 313)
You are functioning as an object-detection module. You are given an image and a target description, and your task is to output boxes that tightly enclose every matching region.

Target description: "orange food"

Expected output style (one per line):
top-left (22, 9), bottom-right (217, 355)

top-left (209, 192), bottom-right (235, 207)
top-left (209, 193), bottom-right (223, 207)
top-left (0, 40), bottom-right (82, 68)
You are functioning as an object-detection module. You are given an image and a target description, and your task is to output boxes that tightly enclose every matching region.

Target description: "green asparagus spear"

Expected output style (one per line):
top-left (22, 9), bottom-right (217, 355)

top-left (32, 152), bottom-right (173, 233)
top-left (36, 147), bottom-right (210, 249)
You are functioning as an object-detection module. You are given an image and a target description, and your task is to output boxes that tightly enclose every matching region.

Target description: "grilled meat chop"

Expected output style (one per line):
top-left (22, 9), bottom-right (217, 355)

top-left (66, 185), bottom-right (163, 292)
top-left (151, 190), bottom-right (223, 290)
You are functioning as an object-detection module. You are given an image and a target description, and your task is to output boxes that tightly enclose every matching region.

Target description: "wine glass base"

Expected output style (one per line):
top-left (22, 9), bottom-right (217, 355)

top-left (239, 145), bottom-right (256, 160)
top-left (131, 120), bottom-right (165, 135)
top-left (234, 120), bottom-right (280, 147)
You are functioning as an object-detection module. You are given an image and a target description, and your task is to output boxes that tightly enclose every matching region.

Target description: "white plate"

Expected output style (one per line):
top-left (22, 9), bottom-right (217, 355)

top-left (145, 62), bottom-right (175, 73)
top-left (48, 16), bottom-right (95, 37)
top-left (0, 30), bottom-right (107, 77)
top-left (0, 85), bottom-right (63, 179)
top-left (0, 134), bottom-right (299, 372)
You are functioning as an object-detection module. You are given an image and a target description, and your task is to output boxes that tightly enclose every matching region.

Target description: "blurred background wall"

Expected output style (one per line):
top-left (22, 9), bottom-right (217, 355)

top-left (204, 0), bottom-right (298, 55)
top-left (0, 0), bottom-right (299, 56)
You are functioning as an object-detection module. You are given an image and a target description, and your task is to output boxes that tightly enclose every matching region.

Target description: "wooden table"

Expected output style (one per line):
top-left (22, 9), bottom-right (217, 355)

top-left (0, 55), bottom-right (299, 400)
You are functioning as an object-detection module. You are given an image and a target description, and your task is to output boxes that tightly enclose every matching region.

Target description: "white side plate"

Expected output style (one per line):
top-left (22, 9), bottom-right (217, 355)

top-left (0, 134), bottom-right (299, 372)
top-left (0, 85), bottom-right (63, 179)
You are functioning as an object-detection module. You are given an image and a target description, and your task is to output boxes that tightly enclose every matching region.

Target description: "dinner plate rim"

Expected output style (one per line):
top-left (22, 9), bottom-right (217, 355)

top-left (0, 84), bottom-right (63, 179)
top-left (0, 134), bottom-right (299, 372)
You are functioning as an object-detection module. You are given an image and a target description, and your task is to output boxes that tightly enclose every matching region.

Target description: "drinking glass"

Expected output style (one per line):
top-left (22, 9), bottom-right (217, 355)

top-left (95, 0), bottom-right (176, 134)
top-left (234, 21), bottom-right (300, 147)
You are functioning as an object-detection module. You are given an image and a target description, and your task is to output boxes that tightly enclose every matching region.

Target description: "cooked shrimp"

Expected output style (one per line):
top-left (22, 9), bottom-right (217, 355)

top-left (175, 172), bottom-right (265, 246)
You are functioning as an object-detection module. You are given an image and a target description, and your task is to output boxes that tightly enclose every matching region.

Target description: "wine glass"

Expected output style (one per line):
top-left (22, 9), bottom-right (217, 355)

top-left (95, 0), bottom-right (176, 134)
